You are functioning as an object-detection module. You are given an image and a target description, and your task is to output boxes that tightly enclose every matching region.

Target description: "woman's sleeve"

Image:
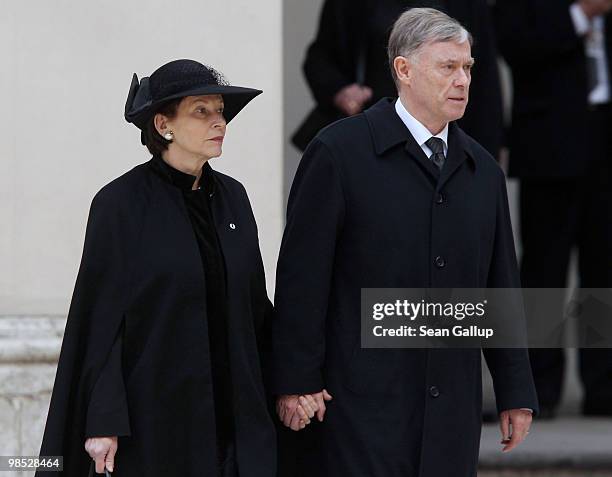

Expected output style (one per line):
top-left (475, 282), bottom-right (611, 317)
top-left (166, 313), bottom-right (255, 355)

top-left (236, 182), bottom-right (274, 391)
top-left (37, 185), bottom-right (139, 476)
top-left (85, 321), bottom-right (131, 438)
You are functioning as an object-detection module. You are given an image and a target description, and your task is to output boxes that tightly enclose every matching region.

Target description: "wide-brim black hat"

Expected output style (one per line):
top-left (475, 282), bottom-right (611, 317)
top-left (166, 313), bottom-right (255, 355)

top-left (124, 59), bottom-right (262, 131)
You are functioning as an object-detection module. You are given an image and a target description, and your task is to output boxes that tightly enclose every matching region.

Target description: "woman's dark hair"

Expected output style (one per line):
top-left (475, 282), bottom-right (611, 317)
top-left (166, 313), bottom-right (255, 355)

top-left (142, 98), bottom-right (183, 156)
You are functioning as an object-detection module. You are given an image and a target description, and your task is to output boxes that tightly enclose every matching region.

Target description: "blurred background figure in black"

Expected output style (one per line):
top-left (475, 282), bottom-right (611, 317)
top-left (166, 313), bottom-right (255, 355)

top-left (292, 0), bottom-right (504, 158)
top-left (495, 0), bottom-right (612, 419)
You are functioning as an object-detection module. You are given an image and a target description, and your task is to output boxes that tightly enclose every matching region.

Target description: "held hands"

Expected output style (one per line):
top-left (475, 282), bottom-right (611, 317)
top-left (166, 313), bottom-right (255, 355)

top-left (276, 389), bottom-right (333, 431)
top-left (84, 436), bottom-right (117, 473)
top-left (499, 409), bottom-right (532, 453)
top-left (333, 84), bottom-right (373, 116)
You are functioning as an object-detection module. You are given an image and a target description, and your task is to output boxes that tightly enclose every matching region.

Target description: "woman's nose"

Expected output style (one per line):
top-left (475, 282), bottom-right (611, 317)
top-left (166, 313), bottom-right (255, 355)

top-left (214, 115), bottom-right (227, 128)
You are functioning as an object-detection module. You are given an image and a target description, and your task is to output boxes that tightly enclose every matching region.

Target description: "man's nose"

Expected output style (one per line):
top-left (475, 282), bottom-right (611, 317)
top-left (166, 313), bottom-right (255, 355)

top-left (454, 69), bottom-right (470, 87)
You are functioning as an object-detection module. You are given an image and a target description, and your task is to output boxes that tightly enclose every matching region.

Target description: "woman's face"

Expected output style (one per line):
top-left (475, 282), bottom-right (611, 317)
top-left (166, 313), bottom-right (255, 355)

top-left (158, 94), bottom-right (227, 160)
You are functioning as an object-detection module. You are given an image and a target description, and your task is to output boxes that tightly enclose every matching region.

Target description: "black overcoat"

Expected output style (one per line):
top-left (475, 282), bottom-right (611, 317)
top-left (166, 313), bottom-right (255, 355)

top-left (36, 158), bottom-right (276, 477)
top-left (271, 98), bottom-right (538, 477)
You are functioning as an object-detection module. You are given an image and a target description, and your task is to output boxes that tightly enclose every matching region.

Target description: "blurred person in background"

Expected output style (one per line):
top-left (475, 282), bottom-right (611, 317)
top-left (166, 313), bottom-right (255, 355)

top-left (495, 0), bottom-right (612, 418)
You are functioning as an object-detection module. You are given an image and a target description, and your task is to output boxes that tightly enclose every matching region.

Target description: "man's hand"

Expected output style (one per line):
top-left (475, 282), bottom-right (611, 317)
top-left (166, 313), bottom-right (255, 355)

top-left (578, 0), bottom-right (612, 19)
top-left (277, 390), bottom-right (333, 431)
top-left (499, 409), bottom-right (532, 453)
top-left (277, 394), bottom-right (318, 431)
top-left (334, 84), bottom-right (373, 116)
top-left (306, 389), bottom-right (333, 422)
top-left (84, 436), bottom-right (117, 473)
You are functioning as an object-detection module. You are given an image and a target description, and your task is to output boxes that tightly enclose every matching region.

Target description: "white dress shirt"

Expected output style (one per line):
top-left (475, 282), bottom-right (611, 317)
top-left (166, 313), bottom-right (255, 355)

top-left (394, 98), bottom-right (449, 159)
top-left (570, 2), bottom-right (610, 104)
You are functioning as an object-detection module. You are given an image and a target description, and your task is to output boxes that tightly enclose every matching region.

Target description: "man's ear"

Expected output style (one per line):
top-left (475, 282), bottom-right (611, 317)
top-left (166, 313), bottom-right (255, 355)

top-left (393, 56), bottom-right (413, 86)
top-left (153, 113), bottom-right (169, 137)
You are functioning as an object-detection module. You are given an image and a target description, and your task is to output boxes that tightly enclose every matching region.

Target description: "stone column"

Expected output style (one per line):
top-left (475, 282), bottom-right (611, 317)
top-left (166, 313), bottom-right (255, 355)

top-left (0, 315), bottom-right (64, 477)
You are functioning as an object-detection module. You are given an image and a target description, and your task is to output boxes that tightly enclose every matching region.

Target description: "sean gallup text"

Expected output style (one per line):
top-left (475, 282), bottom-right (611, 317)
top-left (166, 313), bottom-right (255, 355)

top-left (372, 325), bottom-right (494, 339)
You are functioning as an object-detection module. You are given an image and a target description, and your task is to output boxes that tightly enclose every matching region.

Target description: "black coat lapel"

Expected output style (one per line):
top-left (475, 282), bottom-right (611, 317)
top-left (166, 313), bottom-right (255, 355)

top-left (403, 132), bottom-right (441, 181)
top-left (437, 123), bottom-right (470, 191)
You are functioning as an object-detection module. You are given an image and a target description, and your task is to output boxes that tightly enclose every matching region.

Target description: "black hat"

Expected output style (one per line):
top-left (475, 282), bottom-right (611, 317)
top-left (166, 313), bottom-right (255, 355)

top-left (124, 59), bottom-right (262, 130)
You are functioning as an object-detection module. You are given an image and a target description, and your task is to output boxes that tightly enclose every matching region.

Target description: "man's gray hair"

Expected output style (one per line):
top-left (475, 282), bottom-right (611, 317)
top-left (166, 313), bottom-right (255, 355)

top-left (387, 7), bottom-right (473, 87)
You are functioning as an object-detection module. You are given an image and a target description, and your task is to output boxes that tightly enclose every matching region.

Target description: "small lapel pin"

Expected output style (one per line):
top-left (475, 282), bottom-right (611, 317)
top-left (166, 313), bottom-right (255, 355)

top-left (229, 223), bottom-right (236, 230)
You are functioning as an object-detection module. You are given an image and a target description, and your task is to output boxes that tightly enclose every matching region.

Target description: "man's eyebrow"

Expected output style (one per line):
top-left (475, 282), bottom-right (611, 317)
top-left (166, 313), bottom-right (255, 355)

top-left (438, 57), bottom-right (476, 64)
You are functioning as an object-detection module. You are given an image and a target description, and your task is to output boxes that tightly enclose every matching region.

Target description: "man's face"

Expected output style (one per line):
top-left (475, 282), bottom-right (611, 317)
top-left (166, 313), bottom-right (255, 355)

top-left (404, 40), bottom-right (474, 128)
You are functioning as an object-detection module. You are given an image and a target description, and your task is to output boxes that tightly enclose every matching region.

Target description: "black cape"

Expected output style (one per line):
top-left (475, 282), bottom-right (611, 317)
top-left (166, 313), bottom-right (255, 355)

top-left (36, 158), bottom-right (276, 477)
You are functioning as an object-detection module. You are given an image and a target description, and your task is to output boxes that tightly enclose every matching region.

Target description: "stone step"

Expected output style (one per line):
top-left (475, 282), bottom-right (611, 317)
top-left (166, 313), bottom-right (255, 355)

top-left (479, 417), bottom-right (612, 476)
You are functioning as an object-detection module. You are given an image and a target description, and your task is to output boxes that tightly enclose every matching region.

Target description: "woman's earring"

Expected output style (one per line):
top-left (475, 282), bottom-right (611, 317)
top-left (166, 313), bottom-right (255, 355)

top-left (164, 131), bottom-right (174, 141)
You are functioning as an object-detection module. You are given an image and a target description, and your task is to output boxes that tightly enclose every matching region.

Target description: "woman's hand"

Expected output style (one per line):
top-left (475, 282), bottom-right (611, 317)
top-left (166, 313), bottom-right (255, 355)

top-left (84, 436), bottom-right (118, 473)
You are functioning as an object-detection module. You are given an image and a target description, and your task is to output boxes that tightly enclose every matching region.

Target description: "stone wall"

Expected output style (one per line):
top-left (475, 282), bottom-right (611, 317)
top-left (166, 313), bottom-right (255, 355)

top-left (0, 315), bottom-right (64, 477)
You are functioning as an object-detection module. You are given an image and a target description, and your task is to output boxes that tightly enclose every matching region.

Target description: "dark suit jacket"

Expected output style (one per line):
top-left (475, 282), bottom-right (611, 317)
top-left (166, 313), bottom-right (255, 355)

top-left (495, 0), bottom-right (612, 178)
top-left (272, 98), bottom-right (538, 477)
top-left (304, 0), bottom-right (504, 156)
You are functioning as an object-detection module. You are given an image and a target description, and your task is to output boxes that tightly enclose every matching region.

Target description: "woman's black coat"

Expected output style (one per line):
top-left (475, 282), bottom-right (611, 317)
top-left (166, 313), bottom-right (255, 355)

top-left (36, 158), bottom-right (276, 477)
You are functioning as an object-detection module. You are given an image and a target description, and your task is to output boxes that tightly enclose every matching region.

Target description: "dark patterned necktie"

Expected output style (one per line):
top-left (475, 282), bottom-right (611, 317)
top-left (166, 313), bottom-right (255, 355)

top-left (425, 137), bottom-right (446, 170)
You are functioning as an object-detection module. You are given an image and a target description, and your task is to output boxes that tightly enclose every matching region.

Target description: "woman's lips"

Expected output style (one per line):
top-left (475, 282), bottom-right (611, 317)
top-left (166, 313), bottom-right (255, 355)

top-left (210, 136), bottom-right (224, 142)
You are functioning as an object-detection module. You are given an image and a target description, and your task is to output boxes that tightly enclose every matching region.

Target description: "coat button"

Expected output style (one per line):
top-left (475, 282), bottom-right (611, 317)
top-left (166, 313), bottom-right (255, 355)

top-left (434, 256), bottom-right (446, 268)
top-left (436, 193), bottom-right (445, 204)
top-left (429, 385), bottom-right (440, 398)
top-left (229, 223), bottom-right (236, 230)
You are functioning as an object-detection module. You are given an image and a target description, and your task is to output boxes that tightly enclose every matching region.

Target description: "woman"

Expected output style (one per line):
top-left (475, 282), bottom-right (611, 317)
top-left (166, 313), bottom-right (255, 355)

top-left (36, 59), bottom-right (289, 477)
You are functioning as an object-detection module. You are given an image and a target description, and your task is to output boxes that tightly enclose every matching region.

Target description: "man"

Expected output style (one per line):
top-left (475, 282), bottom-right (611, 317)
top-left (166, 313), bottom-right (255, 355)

top-left (271, 8), bottom-right (538, 477)
top-left (298, 0), bottom-right (503, 157)
top-left (495, 0), bottom-right (612, 417)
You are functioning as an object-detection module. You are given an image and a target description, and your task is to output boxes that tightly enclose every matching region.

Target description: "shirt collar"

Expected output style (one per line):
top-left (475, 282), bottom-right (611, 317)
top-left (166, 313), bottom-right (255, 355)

top-left (363, 98), bottom-right (476, 171)
top-left (394, 97), bottom-right (448, 152)
top-left (151, 154), bottom-right (216, 194)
